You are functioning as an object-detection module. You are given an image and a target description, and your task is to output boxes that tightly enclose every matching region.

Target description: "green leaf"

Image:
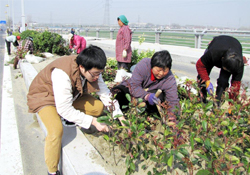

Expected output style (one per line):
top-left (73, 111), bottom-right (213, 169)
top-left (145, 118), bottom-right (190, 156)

top-left (130, 162), bottom-right (135, 171)
top-left (175, 152), bottom-right (184, 160)
top-left (196, 169), bottom-right (212, 175)
top-left (205, 103), bottom-right (213, 110)
top-left (150, 157), bottom-right (158, 162)
top-left (202, 120), bottom-right (207, 132)
top-left (131, 124), bottom-right (137, 132)
top-left (114, 114), bottom-right (123, 118)
top-left (125, 93), bottom-right (131, 102)
top-left (196, 153), bottom-right (209, 161)
top-left (138, 123), bottom-right (145, 130)
top-left (143, 151), bottom-right (148, 159)
top-left (97, 116), bottom-right (110, 122)
top-left (103, 135), bottom-right (109, 141)
top-left (137, 98), bottom-right (143, 103)
top-left (232, 146), bottom-right (243, 153)
top-left (142, 164), bottom-right (147, 170)
top-left (167, 154), bottom-right (173, 167)
top-left (125, 156), bottom-right (130, 167)
top-left (204, 138), bottom-right (211, 151)
top-left (194, 137), bottom-right (203, 143)
top-left (164, 143), bottom-right (171, 149)
top-left (138, 131), bottom-right (145, 137)
top-left (122, 105), bottom-right (128, 109)
top-left (126, 143), bottom-right (130, 150)
top-left (179, 148), bottom-right (189, 157)
top-left (122, 120), bottom-right (130, 126)
top-left (221, 121), bottom-right (229, 126)
top-left (177, 120), bottom-right (185, 128)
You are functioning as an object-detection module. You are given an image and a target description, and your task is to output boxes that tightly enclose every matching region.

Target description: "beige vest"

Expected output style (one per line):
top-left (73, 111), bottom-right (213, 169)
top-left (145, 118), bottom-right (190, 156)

top-left (27, 55), bottom-right (99, 113)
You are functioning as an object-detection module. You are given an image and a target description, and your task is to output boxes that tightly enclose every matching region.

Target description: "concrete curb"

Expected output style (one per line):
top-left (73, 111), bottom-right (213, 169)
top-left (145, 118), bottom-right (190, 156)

top-left (19, 61), bottom-right (110, 175)
top-left (0, 65), bottom-right (24, 174)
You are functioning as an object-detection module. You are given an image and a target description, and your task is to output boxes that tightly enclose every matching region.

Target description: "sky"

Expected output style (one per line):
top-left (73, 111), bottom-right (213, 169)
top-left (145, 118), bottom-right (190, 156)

top-left (0, 0), bottom-right (250, 28)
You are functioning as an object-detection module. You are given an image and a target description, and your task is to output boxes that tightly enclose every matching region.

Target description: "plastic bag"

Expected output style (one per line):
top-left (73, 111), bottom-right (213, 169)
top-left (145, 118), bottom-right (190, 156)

top-left (42, 52), bottom-right (54, 58)
top-left (25, 53), bottom-right (45, 64)
top-left (114, 69), bottom-right (132, 83)
top-left (122, 50), bottom-right (127, 57)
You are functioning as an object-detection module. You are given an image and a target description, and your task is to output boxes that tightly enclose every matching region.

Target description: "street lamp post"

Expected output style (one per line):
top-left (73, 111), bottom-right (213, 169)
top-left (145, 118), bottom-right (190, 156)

top-left (5, 4), bottom-right (9, 29)
top-left (12, 0), bottom-right (14, 31)
top-left (21, 0), bottom-right (25, 32)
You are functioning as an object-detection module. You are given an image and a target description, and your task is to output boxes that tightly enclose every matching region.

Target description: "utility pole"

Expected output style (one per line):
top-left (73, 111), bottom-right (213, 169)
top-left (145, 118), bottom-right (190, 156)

top-left (12, 0), bottom-right (14, 31)
top-left (103, 0), bottom-right (110, 26)
top-left (21, 0), bottom-right (25, 31)
top-left (5, 4), bottom-right (9, 29)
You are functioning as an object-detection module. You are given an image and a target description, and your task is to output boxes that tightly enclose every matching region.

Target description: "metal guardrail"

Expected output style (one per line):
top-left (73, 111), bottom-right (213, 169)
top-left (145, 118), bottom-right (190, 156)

top-left (36, 27), bottom-right (250, 54)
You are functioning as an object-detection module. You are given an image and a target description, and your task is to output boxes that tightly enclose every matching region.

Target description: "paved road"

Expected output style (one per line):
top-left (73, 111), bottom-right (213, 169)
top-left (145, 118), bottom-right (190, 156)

top-left (103, 47), bottom-right (250, 92)
top-left (0, 31), bottom-right (5, 149)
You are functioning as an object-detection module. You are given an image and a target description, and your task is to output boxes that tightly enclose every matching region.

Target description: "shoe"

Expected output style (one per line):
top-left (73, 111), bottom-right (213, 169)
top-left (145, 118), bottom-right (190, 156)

top-left (61, 118), bottom-right (76, 127)
top-left (48, 170), bottom-right (60, 175)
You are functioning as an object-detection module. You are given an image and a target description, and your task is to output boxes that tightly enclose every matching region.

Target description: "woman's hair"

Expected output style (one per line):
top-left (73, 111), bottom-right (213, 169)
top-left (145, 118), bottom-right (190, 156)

top-left (151, 50), bottom-right (172, 69)
top-left (76, 45), bottom-right (107, 71)
top-left (222, 49), bottom-right (243, 73)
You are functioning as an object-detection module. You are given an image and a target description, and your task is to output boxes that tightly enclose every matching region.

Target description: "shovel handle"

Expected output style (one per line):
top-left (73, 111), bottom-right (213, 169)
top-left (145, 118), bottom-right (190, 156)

top-left (155, 89), bottom-right (162, 98)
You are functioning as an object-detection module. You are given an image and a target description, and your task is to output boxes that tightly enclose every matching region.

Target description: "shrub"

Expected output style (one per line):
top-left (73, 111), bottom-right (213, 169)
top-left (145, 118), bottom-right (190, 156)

top-left (103, 59), bottom-right (118, 83)
top-left (19, 30), bottom-right (39, 40)
top-left (34, 31), bottom-right (70, 56)
top-left (97, 78), bottom-right (250, 175)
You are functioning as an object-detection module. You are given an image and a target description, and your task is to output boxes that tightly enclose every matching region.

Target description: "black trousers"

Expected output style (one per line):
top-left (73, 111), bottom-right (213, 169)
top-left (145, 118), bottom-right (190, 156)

top-left (5, 39), bottom-right (11, 55)
top-left (111, 85), bottom-right (165, 115)
top-left (198, 67), bottom-right (231, 106)
top-left (117, 62), bottom-right (129, 71)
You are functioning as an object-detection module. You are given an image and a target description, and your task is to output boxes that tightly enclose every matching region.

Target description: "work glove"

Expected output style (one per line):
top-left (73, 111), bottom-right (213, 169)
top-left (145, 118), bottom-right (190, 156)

top-left (122, 49), bottom-right (127, 57)
top-left (205, 80), bottom-right (214, 96)
top-left (226, 108), bottom-right (233, 117)
top-left (148, 93), bottom-right (160, 106)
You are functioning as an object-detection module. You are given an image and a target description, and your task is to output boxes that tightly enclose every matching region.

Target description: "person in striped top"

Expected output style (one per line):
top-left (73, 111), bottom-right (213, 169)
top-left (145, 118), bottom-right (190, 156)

top-left (13, 36), bottom-right (34, 69)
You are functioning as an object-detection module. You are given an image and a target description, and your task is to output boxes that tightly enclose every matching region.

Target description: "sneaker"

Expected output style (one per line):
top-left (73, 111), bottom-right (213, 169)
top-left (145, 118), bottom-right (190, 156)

top-left (61, 118), bottom-right (76, 127)
top-left (48, 170), bottom-right (60, 175)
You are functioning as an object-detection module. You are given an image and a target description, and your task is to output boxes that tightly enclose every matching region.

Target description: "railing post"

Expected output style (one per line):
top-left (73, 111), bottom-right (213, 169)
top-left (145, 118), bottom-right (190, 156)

top-left (155, 29), bottom-right (162, 44)
top-left (194, 34), bottom-right (199, 48)
top-left (194, 29), bottom-right (207, 49)
top-left (110, 28), bottom-right (114, 40)
top-left (85, 29), bottom-right (89, 37)
top-left (96, 28), bottom-right (100, 38)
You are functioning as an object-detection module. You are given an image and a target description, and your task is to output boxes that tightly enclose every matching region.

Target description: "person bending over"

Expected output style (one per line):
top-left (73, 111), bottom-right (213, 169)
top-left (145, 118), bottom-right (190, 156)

top-left (196, 35), bottom-right (244, 107)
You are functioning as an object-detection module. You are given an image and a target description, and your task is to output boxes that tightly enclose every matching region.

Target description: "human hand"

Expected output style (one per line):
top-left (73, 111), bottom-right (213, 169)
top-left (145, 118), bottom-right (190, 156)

top-left (148, 93), bottom-right (160, 106)
top-left (205, 80), bottom-right (214, 95)
top-left (122, 50), bottom-right (127, 57)
top-left (91, 117), bottom-right (109, 132)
